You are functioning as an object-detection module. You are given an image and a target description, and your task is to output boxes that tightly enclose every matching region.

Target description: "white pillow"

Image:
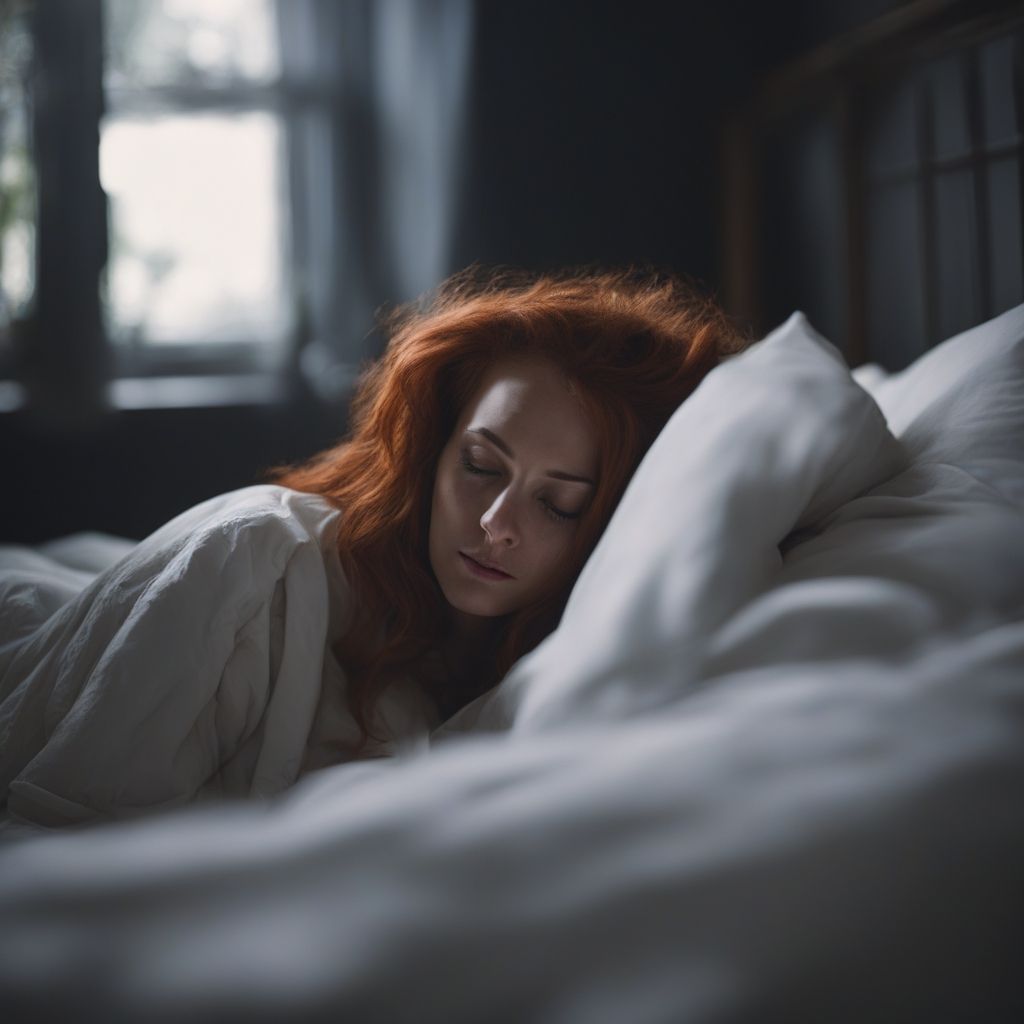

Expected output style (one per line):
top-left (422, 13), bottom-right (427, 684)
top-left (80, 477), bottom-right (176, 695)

top-left (857, 301), bottom-right (1024, 505)
top-left (437, 313), bottom-right (905, 735)
top-left (702, 303), bottom-right (1024, 682)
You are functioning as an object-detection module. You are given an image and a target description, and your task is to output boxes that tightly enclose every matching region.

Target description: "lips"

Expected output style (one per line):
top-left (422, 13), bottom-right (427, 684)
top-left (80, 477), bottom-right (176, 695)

top-left (460, 552), bottom-right (515, 580)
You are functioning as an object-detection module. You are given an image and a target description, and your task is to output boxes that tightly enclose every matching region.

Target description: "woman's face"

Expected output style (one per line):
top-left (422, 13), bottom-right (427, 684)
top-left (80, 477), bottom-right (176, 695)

top-left (428, 356), bottom-right (600, 626)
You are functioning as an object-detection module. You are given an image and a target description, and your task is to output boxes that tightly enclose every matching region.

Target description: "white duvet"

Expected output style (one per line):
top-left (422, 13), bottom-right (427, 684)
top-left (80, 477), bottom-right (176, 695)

top-left (0, 309), bottom-right (1022, 1022)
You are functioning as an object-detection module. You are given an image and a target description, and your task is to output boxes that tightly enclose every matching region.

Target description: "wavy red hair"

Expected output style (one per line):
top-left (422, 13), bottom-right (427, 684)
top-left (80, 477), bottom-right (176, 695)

top-left (266, 267), bottom-right (746, 739)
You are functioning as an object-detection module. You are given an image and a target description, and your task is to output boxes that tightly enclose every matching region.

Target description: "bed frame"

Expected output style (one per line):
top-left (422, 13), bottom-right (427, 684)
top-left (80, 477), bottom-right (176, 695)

top-left (722, 0), bottom-right (1024, 369)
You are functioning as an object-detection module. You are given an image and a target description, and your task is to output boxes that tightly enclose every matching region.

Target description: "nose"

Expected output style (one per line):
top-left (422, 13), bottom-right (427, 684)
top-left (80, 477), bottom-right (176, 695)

top-left (479, 488), bottom-right (520, 547)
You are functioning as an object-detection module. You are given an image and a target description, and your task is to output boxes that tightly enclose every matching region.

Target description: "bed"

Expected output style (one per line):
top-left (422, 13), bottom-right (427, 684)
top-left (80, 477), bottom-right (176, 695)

top-left (2, 9), bottom-right (1023, 1024)
top-left (1, 300), bottom-right (1021, 1021)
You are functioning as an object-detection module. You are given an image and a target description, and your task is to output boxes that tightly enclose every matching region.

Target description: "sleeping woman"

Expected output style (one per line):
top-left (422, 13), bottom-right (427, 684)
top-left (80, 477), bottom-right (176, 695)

top-left (0, 267), bottom-right (744, 828)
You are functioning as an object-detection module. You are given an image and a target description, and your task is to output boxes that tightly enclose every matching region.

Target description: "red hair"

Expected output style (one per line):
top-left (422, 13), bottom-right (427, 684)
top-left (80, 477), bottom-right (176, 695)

top-left (266, 267), bottom-right (745, 738)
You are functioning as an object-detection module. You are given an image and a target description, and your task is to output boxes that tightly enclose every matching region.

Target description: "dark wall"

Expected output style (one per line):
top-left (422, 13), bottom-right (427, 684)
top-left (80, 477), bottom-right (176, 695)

top-left (1, 0), bottom-right (911, 543)
top-left (2, 398), bottom-right (347, 543)
top-left (452, 1), bottom-right (753, 286)
top-left (452, 0), bottom-right (913, 293)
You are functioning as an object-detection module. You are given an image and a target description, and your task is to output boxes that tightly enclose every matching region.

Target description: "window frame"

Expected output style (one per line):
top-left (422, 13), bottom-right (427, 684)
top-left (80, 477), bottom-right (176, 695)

top-left (7, 0), bottom-right (340, 414)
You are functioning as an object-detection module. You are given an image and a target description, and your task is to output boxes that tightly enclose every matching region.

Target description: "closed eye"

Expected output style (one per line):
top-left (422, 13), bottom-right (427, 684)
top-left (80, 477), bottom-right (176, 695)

top-left (460, 449), bottom-right (581, 524)
top-left (542, 501), bottom-right (579, 522)
top-left (459, 452), bottom-right (497, 476)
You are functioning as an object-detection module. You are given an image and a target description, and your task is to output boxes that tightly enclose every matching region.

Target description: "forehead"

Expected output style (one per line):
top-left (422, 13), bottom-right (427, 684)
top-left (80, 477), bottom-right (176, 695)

top-left (458, 356), bottom-right (598, 470)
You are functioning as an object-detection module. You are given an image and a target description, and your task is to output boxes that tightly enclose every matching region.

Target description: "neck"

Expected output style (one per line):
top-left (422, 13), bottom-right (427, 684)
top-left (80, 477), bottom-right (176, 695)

top-left (441, 610), bottom-right (503, 672)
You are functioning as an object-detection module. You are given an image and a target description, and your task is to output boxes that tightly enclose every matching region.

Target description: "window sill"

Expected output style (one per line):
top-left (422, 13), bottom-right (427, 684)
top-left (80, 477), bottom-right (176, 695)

top-left (0, 374), bottom-right (292, 414)
top-left (110, 374), bottom-right (289, 410)
top-left (0, 381), bottom-right (25, 413)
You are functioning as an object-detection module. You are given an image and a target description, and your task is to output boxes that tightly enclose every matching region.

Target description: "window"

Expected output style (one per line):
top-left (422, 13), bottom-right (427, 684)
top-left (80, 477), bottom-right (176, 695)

top-left (102, 0), bottom-right (291, 371)
top-left (0, 0), bottom-right (345, 411)
top-left (2, 1), bottom-right (472, 412)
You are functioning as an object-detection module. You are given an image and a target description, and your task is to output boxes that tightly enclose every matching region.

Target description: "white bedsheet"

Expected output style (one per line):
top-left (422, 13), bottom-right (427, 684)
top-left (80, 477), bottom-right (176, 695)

top-left (0, 311), bottom-right (1021, 1022)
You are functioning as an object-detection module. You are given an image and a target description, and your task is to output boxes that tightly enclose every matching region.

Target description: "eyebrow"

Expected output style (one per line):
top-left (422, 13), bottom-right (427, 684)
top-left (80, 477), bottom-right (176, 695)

top-left (467, 427), bottom-right (596, 485)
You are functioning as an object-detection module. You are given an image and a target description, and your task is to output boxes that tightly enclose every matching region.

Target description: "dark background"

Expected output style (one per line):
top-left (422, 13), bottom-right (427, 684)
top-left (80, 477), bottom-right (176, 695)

top-left (0, 0), bottom-right (930, 542)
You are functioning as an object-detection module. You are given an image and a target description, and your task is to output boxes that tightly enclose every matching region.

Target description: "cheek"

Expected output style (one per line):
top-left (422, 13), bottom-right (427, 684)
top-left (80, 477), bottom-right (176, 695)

top-left (433, 465), bottom-right (480, 534)
top-left (429, 465), bottom-right (451, 539)
top-left (525, 528), bottom-right (577, 588)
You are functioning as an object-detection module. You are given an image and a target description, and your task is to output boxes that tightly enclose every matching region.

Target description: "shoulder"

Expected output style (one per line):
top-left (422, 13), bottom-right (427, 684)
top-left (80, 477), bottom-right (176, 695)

top-left (177, 484), bottom-right (340, 531)
top-left (106, 486), bottom-right (345, 607)
top-left (139, 485), bottom-right (341, 555)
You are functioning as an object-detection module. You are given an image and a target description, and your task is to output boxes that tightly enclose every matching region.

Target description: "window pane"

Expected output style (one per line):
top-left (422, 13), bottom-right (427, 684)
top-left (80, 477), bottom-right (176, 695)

top-left (980, 35), bottom-right (1019, 149)
top-left (100, 111), bottom-right (290, 347)
top-left (104, 0), bottom-right (280, 88)
top-left (934, 170), bottom-right (982, 340)
top-left (925, 55), bottom-right (971, 162)
top-left (989, 157), bottom-right (1023, 315)
top-left (0, 2), bottom-right (35, 335)
top-left (865, 75), bottom-right (920, 182)
top-left (866, 181), bottom-right (928, 369)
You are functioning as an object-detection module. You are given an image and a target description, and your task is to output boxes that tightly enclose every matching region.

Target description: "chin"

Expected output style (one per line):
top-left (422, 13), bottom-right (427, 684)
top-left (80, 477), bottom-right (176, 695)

top-left (446, 590), bottom-right (515, 620)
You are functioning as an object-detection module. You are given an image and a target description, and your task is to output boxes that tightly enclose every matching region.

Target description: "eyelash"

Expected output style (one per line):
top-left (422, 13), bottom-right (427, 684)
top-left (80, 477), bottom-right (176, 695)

top-left (458, 452), bottom-right (579, 523)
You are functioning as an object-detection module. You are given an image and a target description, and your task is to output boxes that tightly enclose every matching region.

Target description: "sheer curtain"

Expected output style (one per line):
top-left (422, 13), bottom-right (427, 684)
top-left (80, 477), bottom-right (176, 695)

top-left (278, 0), bottom-right (474, 401)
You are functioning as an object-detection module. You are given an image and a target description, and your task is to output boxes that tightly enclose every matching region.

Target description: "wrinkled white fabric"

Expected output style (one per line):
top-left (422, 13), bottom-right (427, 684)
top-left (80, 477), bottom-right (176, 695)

top-left (0, 486), bottom-right (436, 827)
top-left (0, 623), bottom-right (1020, 1022)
